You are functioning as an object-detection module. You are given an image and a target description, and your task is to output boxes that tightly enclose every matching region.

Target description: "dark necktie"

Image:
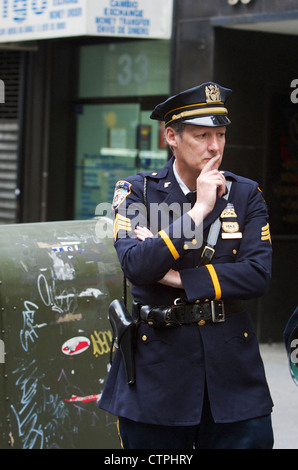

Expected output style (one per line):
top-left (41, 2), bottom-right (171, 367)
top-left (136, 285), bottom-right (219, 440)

top-left (186, 191), bottom-right (196, 207)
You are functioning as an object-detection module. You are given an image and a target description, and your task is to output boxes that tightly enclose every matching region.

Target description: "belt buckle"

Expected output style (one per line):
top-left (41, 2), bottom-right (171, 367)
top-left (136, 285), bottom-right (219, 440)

top-left (201, 246), bottom-right (215, 264)
top-left (211, 300), bottom-right (225, 323)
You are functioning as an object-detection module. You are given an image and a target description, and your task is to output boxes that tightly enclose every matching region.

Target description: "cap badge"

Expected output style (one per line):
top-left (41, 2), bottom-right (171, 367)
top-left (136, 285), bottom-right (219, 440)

top-left (205, 84), bottom-right (221, 103)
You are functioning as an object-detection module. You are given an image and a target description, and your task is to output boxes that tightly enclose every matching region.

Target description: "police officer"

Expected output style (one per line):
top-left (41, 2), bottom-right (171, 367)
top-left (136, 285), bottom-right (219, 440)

top-left (99, 82), bottom-right (274, 449)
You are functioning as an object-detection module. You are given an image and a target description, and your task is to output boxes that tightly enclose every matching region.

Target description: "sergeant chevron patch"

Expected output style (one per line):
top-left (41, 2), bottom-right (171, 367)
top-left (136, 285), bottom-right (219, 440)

top-left (261, 223), bottom-right (272, 244)
top-left (113, 213), bottom-right (132, 241)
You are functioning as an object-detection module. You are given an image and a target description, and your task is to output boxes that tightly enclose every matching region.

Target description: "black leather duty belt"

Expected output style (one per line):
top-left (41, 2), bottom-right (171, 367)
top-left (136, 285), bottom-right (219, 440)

top-left (133, 299), bottom-right (246, 328)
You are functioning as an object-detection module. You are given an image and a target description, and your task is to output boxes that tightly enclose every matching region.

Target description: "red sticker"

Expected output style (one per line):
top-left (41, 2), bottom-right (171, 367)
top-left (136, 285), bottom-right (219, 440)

top-left (65, 394), bottom-right (101, 403)
top-left (62, 337), bottom-right (90, 356)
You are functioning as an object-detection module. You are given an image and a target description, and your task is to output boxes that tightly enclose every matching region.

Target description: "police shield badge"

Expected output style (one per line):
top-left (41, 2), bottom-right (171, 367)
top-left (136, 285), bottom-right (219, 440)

top-left (283, 306), bottom-right (298, 387)
top-left (220, 203), bottom-right (242, 239)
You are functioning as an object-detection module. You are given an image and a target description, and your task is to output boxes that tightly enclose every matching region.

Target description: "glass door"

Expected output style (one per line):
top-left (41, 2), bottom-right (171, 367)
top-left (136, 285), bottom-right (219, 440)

top-left (74, 102), bottom-right (168, 219)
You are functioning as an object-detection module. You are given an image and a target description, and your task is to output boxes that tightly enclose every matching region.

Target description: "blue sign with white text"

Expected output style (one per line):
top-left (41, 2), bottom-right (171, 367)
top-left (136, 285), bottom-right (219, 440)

top-left (0, 0), bottom-right (173, 42)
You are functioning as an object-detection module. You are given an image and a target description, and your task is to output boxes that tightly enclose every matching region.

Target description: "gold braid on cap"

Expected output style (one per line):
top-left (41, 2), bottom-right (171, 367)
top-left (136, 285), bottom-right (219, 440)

top-left (166, 106), bottom-right (228, 126)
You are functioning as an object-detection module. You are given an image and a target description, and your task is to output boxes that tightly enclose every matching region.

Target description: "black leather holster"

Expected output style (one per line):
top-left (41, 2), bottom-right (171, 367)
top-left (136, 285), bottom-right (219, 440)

top-left (109, 299), bottom-right (136, 385)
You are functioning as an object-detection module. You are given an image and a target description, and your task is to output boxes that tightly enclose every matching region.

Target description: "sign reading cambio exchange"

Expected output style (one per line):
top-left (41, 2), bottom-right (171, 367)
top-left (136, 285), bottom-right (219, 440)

top-left (0, 0), bottom-right (173, 42)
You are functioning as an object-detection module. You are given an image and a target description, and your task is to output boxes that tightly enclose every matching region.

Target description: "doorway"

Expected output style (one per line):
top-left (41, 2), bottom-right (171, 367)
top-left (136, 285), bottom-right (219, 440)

top-left (74, 39), bottom-right (171, 220)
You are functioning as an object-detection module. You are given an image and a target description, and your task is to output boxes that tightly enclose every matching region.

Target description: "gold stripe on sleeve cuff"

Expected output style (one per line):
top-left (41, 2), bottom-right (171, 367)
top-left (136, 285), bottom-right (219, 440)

top-left (205, 264), bottom-right (221, 300)
top-left (158, 230), bottom-right (180, 260)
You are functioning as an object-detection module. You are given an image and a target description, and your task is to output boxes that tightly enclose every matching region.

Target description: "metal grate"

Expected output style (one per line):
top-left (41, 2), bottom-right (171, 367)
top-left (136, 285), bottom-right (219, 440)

top-left (0, 51), bottom-right (21, 120)
top-left (0, 51), bottom-right (21, 224)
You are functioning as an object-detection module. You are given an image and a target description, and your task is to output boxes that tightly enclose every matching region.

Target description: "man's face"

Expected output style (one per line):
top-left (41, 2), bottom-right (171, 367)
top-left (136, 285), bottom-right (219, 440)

top-left (167, 124), bottom-right (226, 175)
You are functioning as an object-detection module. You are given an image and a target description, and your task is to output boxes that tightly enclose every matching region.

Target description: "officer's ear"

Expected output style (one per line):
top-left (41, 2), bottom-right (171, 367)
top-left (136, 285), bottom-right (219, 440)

top-left (165, 126), bottom-right (179, 150)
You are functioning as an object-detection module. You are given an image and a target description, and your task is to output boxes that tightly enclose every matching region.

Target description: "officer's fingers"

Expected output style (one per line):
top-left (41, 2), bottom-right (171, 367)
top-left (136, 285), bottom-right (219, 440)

top-left (134, 226), bottom-right (153, 241)
top-left (218, 182), bottom-right (226, 198)
top-left (158, 269), bottom-right (183, 288)
top-left (141, 226), bottom-right (153, 237)
top-left (217, 173), bottom-right (226, 198)
top-left (200, 155), bottom-right (221, 174)
top-left (135, 229), bottom-right (146, 241)
top-left (198, 172), bottom-right (226, 199)
top-left (198, 170), bottom-right (225, 188)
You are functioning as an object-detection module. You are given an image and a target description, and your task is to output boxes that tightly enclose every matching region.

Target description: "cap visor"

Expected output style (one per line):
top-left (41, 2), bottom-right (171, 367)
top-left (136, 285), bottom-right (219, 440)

top-left (182, 115), bottom-right (231, 127)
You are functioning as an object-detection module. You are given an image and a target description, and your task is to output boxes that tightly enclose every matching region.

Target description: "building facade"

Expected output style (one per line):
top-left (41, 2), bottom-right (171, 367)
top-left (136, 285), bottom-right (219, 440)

top-left (0, 0), bottom-right (297, 341)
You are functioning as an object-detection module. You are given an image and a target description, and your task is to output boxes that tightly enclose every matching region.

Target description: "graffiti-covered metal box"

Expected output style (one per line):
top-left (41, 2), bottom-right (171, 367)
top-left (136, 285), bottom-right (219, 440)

top-left (0, 217), bottom-right (123, 449)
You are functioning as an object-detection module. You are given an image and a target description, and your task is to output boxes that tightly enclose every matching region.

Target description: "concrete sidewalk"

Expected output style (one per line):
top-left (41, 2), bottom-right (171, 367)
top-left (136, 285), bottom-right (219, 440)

top-left (260, 343), bottom-right (298, 449)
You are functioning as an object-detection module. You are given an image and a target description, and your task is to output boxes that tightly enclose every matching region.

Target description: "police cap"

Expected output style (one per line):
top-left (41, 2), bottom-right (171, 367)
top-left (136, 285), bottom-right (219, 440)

top-left (150, 82), bottom-right (232, 128)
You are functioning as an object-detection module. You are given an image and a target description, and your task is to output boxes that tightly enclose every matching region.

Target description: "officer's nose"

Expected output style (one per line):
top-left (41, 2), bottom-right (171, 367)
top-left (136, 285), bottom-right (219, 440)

top-left (207, 135), bottom-right (220, 154)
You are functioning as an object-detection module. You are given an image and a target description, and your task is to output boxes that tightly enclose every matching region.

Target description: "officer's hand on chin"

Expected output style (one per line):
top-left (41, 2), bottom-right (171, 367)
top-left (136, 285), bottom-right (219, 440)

top-left (189, 155), bottom-right (226, 224)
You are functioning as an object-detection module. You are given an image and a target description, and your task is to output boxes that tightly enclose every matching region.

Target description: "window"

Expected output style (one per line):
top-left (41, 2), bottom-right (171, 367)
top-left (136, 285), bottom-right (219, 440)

top-left (74, 40), bottom-right (170, 219)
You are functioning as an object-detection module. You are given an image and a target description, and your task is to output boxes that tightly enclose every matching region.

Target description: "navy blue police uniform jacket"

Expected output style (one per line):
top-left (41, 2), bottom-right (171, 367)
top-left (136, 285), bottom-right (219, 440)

top-left (99, 156), bottom-right (273, 426)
